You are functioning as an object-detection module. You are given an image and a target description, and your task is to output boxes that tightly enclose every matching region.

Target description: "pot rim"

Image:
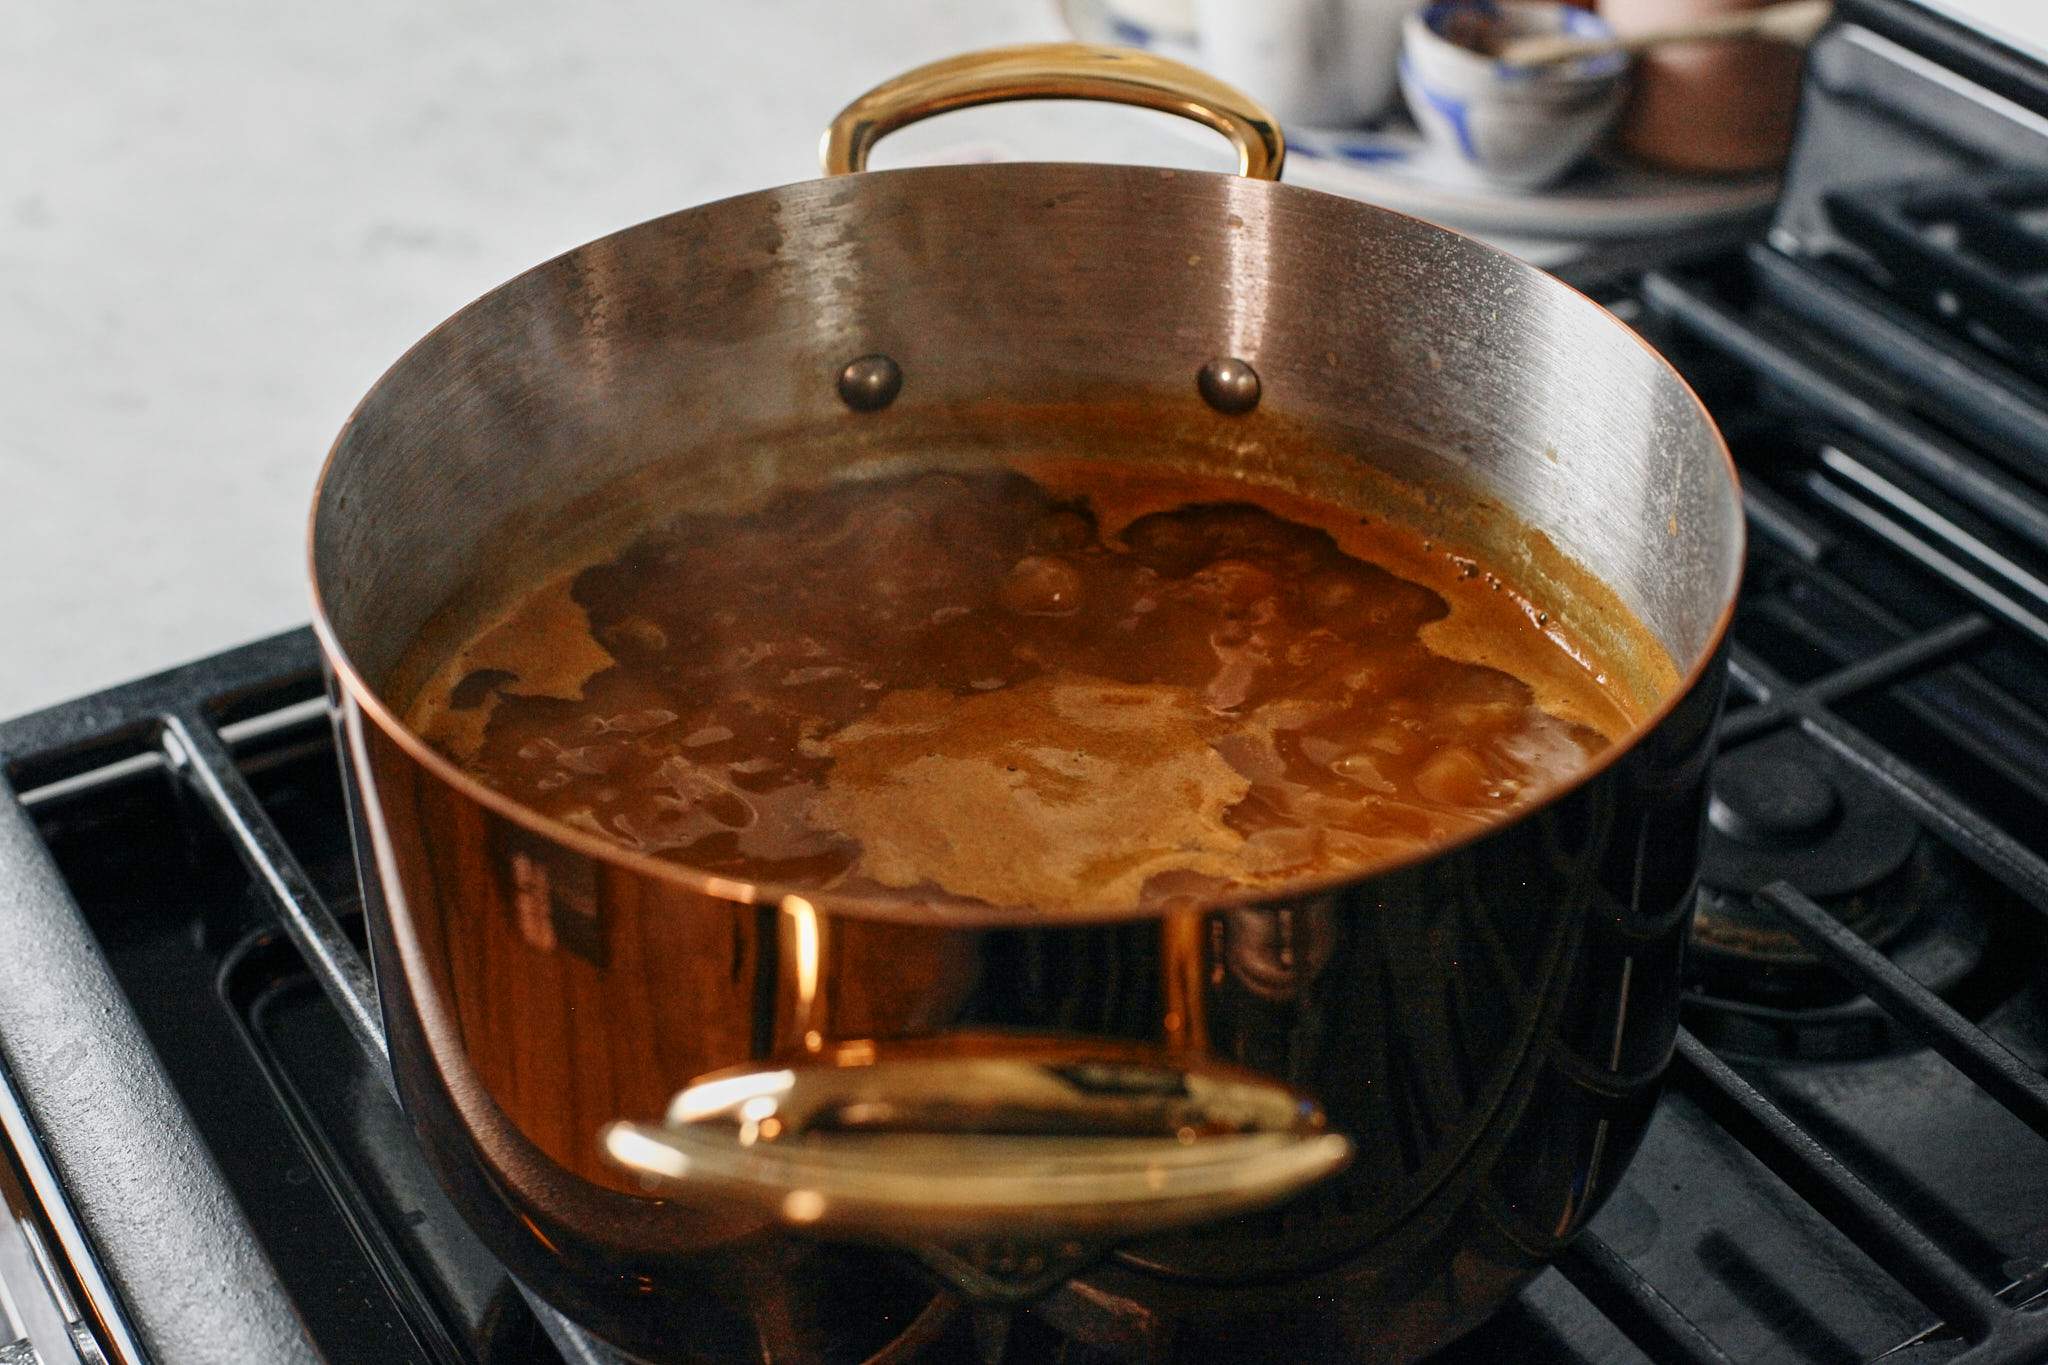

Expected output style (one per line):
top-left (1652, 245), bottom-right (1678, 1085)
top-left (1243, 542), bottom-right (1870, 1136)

top-left (307, 161), bottom-right (1744, 929)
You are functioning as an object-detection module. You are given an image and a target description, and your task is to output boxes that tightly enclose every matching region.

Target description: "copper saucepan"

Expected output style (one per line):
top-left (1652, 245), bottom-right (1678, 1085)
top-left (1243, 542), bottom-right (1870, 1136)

top-left (310, 43), bottom-right (1740, 1364)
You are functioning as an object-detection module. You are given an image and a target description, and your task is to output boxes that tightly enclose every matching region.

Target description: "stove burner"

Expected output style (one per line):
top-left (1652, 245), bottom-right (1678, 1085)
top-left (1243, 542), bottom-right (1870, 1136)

top-left (1691, 732), bottom-right (1924, 1001)
top-left (1681, 732), bottom-right (2033, 1060)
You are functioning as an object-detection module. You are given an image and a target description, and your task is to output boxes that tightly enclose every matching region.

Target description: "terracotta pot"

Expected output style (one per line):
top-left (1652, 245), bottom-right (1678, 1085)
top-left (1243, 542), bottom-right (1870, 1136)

top-left (1602, 0), bottom-right (1803, 173)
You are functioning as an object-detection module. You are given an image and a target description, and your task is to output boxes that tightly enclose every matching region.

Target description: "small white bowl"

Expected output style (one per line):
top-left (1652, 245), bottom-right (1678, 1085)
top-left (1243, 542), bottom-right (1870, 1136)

top-left (1399, 1), bottom-right (1629, 191)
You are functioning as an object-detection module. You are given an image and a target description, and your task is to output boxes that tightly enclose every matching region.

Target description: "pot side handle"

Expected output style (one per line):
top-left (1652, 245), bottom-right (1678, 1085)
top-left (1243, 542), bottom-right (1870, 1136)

top-left (600, 1034), bottom-right (1349, 1253)
top-left (819, 42), bottom-right (1285, 180)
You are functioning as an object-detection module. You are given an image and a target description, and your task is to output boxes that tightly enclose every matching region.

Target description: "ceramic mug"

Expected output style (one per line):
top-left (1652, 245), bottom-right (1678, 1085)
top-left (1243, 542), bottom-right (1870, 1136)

top-left (1399, 0), bottom-right (1629, 190)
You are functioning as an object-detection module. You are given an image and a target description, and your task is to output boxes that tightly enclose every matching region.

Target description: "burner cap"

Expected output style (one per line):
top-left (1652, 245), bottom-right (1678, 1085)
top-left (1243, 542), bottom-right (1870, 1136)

top-left (1709, 750), bottom-right (1840, 846)
top-left (1699, 732), bottom-right (1917, 899)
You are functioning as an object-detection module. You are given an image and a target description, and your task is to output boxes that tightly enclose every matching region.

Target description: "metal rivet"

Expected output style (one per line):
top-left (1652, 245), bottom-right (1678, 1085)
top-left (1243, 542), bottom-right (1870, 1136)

top-left (837, 354), bottom-right (902, 412)
top-left (1197, 356), bottom-right (1260, 415)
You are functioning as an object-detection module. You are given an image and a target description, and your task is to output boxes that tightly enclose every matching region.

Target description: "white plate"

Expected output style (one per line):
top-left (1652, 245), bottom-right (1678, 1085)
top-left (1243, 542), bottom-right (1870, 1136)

top-left (1059, 0), bottom-right (1779, 241)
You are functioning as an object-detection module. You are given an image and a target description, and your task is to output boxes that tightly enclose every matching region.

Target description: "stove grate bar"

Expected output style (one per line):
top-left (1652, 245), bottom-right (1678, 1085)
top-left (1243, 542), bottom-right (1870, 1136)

top-left (1757, 881), bottom-right (2048, 1141)
top-left (1717, 612), bottom-right (1995, 745)
top-left (1, 631), bottom-right (387, 1078)
top-left (1818, 445), bottom-right (2048, 619)
top-left (0, 635), bottom-right (339, 1365)
top-left (1641, 271), bottom-right (2048, 558)
top-left (1804, 474), bottom-right (2048, 650)
top-left (0, 633), bottom-right (323, 797)
top-left (5, 631), bottom-right (635, 1365)
top-left (1741, 480), bottom-right (1838, 563)
top-left (1672, 1030), bottom-right (2046, 1348)
top-left (1554, 1233), bottom-right (1738, 1365)
top-left (158, 706), bottom-right (385, 1065)
top-left (1737, 535), bottom-right (2048, 814)
top-left (1745, 244), bottom-right (2048, 477)
top-left (1727, 644), bottom-right (2048, 914)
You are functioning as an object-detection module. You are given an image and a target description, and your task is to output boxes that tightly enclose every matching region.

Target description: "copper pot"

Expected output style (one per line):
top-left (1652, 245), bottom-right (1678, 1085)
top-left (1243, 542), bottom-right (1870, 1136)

top-left (310, 43), bottom-right (1741, 1364)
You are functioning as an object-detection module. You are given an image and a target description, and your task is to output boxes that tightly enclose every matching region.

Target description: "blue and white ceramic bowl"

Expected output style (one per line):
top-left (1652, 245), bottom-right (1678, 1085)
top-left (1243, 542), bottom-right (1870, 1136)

top-left (1399, 1), bottom-right (1629, 191)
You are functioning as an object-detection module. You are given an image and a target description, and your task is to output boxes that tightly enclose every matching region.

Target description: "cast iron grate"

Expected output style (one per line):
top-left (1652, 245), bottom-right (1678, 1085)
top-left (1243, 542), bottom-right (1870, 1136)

top-left (5, 279), bottom-right (2048, 1359)
top-left (1634, 261), bottom-right (2048, 1363)
top-left (1823, 176), bottom-right (2048, 390)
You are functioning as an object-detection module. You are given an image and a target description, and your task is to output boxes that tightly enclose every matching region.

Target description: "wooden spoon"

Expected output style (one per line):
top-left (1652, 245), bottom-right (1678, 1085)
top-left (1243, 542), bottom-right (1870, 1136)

top-left (1495, 0), bottom-right (1832, 68)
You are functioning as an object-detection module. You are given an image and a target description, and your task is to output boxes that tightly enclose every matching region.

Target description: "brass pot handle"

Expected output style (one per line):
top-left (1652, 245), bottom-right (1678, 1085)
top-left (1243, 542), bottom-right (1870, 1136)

top-left (601, 1036), bottom-right (1348, 1295)
top-left (819, 42), bottom-right (1285, 180)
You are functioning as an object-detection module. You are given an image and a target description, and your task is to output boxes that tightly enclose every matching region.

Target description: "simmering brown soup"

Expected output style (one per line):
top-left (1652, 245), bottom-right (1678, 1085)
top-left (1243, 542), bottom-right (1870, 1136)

top-left (405, 463), bottom-right (1663, 915)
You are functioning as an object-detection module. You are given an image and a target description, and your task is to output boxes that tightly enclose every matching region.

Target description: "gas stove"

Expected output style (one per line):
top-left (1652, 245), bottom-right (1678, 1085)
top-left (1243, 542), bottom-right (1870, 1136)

top-left (9, 1), bottom-right (2048, 1361)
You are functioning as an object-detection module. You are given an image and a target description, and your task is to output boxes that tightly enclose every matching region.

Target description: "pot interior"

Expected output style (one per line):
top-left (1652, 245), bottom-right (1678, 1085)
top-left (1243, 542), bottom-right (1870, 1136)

top-left (312, 161), bottom-right (1740, 762)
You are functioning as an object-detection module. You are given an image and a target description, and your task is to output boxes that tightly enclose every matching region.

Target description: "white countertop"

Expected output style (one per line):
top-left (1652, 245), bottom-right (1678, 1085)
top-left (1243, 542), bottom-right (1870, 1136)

top-left (0, 1), bottom-right (1233, 720)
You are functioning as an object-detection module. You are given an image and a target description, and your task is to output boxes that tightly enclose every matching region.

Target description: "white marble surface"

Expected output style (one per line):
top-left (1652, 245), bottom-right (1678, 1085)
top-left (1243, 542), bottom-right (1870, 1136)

top-left (0, 1), bottom-right (1235, 719)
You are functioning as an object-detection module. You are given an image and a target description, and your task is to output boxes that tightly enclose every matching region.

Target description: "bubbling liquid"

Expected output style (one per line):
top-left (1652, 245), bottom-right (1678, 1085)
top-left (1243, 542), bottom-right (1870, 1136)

top-left (406, 465), bottom-right (1656, 915)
